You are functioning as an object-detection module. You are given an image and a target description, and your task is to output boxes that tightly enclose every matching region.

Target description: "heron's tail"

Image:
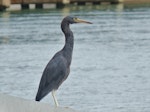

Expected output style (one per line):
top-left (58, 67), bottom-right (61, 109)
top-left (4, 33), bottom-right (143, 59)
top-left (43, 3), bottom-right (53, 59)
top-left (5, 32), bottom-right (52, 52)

top-left (35, 89), bottom-right (45, 101)
top-left (35, 91), bottom-right (45, 101)
top-left (35, 85), bottom-right (54, 101)
top-left (35, 96), bottom-right (41, 101)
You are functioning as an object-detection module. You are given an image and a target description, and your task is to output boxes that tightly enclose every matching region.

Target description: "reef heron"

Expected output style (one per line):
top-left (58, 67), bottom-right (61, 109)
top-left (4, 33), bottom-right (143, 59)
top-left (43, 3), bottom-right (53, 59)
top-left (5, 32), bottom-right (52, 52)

top-left (35, 16), bottom-right (92, 106)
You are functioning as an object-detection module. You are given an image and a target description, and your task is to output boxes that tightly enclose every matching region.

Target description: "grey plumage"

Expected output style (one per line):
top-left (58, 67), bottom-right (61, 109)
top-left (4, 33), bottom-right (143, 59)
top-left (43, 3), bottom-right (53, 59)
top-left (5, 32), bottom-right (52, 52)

top-left (35, 16), bottom-right (92, 105)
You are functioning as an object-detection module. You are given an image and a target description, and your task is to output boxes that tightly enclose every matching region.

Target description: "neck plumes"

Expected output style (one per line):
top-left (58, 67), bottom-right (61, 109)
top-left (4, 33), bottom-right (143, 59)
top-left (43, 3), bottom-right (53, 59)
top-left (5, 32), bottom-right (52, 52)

top-left (61, 20), bottom-right (74, 65)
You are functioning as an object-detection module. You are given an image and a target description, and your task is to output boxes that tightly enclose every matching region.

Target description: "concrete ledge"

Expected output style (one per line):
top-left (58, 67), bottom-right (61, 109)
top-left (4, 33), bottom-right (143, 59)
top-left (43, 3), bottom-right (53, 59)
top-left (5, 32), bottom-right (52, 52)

top-left (0, 93), bottom-right (78, 112)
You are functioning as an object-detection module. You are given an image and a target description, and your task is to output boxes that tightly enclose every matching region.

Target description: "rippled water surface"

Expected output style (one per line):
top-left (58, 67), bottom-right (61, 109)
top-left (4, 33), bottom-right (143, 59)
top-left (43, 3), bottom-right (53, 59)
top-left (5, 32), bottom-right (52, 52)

top-left (0, 4), bottom-right (150, 112)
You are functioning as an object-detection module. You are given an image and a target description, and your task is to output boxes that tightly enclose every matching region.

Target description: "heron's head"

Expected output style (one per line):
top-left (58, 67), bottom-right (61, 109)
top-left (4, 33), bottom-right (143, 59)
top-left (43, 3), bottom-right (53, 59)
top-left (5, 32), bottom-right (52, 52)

top-left (64, 16), bottom-right (92, 24)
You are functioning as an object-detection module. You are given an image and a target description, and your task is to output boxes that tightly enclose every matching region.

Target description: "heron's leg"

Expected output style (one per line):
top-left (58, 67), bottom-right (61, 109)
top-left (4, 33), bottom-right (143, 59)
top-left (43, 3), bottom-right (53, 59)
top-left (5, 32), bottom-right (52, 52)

top-left (52, 90), bottom-right (59, 107)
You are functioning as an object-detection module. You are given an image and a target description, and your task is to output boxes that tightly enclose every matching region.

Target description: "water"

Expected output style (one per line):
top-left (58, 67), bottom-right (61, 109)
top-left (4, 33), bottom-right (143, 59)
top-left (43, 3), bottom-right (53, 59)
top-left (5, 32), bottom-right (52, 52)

top-left (0, 4), bottom-right (150, 112)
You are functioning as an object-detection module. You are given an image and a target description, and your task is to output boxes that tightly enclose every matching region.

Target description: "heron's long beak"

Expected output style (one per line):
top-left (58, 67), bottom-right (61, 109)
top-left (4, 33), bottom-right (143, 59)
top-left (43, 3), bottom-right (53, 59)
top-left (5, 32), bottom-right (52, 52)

top-left (75, 18), bottom-right (92, 24)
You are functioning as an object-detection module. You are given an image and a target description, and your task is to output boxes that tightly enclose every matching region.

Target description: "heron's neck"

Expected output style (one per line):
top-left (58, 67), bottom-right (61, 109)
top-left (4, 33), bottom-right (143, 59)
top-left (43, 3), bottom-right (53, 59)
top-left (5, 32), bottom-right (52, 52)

top-left (61, 21), bottom-right (74, 65)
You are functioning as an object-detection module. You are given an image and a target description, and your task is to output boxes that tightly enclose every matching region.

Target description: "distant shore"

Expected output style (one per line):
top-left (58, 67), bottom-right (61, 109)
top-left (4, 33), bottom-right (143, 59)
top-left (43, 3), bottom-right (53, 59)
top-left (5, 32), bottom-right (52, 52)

top-left (1, 0), bottom-right (150, 11)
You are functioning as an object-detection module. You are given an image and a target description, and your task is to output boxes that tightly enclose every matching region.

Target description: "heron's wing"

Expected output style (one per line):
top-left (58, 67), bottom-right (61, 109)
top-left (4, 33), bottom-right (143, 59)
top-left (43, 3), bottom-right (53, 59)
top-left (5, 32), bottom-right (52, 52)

top-left (36, 53), bottom-right (69, 101)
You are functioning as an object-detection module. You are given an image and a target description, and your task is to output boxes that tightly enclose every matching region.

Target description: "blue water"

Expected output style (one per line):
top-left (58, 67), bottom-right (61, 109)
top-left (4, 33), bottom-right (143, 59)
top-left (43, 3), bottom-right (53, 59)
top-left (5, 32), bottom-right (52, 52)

top-left (0, 4), bottom-right (150, 112)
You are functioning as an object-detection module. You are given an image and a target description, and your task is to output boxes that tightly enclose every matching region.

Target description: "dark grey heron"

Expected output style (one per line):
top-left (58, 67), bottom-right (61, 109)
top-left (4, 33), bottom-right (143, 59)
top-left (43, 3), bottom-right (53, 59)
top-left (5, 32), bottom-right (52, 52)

top-left (35, 16), bottom-right (92, 106)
